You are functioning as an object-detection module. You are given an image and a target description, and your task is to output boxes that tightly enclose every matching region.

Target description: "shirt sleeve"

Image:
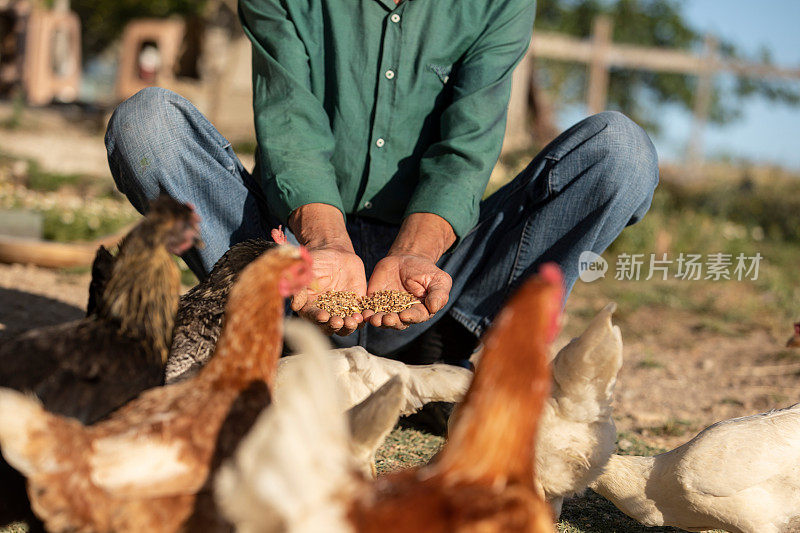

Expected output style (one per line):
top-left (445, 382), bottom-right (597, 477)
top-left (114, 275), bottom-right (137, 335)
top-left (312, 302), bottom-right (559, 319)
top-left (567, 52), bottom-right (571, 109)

top-left (404, 0), bottom-right (536, 242)
top-left (239, 0), bottom-right (345, 222)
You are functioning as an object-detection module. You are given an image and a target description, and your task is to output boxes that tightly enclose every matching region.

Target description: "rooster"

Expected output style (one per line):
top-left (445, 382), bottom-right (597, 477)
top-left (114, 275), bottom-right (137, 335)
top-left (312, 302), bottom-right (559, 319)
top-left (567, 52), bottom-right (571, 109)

top-left (217, 264), bottom-right (563, 533)
top-left (536, 302), bottom-right (623, 518)
top-left (0, 243), bottom-right (312, 532)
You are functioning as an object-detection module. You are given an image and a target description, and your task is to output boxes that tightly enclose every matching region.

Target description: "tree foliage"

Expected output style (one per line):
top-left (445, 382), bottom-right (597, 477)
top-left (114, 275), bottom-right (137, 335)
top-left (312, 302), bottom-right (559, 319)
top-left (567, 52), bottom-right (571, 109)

top-left (71, 0), bottom-right (207, 58)
top-left (534, 0), bottom-right (800, 132)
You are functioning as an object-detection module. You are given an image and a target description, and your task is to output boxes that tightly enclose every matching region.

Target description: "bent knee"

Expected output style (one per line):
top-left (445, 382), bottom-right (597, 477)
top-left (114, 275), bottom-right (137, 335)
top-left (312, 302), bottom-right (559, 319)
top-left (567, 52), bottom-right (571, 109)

top-left (105, 87), bottom-right (189, 154)
top-left (591, 111), bottom-right (659, 202)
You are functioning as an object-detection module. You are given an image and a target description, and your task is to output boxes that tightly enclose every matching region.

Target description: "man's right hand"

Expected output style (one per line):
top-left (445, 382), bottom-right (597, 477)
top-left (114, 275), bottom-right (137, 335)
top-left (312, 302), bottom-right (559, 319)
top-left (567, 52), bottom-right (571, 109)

top-left (288, 203), bottom-right (366, 336)
top-left (290, 246), bottom-right (367, 335)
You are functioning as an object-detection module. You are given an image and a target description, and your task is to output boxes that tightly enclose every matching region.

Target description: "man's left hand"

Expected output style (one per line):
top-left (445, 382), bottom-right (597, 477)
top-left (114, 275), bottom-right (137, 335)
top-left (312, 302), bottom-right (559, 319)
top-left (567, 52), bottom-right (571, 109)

top-left (365, 253), bottom-right (452, 330)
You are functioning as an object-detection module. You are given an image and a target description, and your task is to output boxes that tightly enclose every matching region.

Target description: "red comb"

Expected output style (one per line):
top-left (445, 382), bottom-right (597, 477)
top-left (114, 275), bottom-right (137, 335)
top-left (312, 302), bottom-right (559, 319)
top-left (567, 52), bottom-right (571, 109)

top-left (539, 262), bottom-right (563, 287)
top-left (299, 245), bottom-right (312, 266)
top-left (270, 226), bottom-right (288, 245)
top-left (795, 322), bottom-right (800, 336)
top-left (538, 262), bottom-right (564, 343)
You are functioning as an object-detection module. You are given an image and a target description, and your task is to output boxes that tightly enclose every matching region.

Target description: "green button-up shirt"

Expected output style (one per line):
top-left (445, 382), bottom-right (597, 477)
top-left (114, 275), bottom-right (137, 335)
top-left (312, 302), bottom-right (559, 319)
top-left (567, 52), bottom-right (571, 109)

top-left (239, 0), bottom-right (535, 240)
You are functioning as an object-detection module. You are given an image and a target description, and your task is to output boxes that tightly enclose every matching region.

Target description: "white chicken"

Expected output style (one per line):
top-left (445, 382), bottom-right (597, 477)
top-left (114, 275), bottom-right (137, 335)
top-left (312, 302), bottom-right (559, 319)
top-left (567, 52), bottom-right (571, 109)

top-left (215, 319), bottom-right (367, 533)
top-left (520, 302), bottom-right (622, 518)
top-left (590, 403), bottom-right (800, 533)
top-left (276, 345), bottom-right (472, 416)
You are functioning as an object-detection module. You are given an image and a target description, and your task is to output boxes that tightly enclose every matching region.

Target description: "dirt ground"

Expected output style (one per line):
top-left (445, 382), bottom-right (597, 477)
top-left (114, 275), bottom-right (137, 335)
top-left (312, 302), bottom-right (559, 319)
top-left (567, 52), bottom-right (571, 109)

top-left (562, 284), bottom-right (799, 453)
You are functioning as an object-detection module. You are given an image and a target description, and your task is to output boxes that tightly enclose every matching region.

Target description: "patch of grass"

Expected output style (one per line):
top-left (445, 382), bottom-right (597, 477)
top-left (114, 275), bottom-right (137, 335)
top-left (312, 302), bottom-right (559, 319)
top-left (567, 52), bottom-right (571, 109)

top-left (25, 167), bottom-right (89, 192)
top-left (770, 350), bottom-right (800, 363)
top-left (720, 397), bottom-right (745, 407)
top-left (650, 418), bottom-right (693, 438)
top-left (615, 431), bottom-right (666, 456)
top-left (176, 257), bottom-right (198, 287)
top-left (42, 208), bottom-right (137, 243)
top-left (636, 351), bottom-right (664, 370)
top-left (690, 317), bottom-right (739, 336)
top-left (559, 490), bottom-right (687, 533)
top-left (0, 94), bottom-right (25, 130)
top-left (375, 427), bottom-right (444, 475)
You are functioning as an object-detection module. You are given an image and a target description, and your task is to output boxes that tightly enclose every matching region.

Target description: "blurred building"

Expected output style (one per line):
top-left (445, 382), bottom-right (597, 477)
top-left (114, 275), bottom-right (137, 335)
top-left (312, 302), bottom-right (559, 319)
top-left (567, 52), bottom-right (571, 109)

top-left (0, 0), bottom-right (81, 105)
top-left (112, 0), bottom-right (253, 140)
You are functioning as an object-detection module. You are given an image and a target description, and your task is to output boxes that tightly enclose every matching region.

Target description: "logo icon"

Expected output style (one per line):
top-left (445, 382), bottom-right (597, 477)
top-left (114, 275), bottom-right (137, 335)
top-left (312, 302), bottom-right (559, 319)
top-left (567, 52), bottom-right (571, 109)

top-left (578, 251), bottom-right (608, 282)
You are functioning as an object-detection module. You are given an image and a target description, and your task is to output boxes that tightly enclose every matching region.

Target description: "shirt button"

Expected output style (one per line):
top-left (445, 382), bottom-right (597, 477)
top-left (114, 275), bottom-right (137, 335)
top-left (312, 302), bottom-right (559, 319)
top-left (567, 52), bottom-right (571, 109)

top-left (385, 69), bottom-right (395, 80)
top-left (390, 13), bottom-right (400, 23)
top-left (376, 138), bottom-right (385, 147)
top-left (364, 201), bottom-right (373, 209)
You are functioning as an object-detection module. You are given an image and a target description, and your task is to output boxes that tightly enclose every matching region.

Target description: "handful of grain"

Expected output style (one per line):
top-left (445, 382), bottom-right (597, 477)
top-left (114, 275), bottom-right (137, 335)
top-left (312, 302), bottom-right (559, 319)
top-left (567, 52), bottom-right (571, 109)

top-left (361, 290), bottom-right (420, 313)
top-left (314, 291), bottom-right (362, 317)
top-left (312, 290), bottom-right (420, 316)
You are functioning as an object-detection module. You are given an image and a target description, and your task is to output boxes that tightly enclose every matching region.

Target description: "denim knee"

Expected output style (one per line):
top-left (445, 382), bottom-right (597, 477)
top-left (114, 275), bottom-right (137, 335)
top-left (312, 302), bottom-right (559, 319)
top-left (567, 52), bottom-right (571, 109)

top-left (105, 87), bottom-right (195, 198)
top-left (105, 87), bottom-right (188, 158)
top-left (585, 111), bottom-right (659, 217)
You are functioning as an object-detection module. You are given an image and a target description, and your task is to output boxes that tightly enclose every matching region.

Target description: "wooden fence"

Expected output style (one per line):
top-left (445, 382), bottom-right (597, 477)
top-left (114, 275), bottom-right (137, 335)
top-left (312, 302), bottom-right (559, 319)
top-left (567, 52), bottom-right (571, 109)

top-left (505, 16), bottom-right (800, 172)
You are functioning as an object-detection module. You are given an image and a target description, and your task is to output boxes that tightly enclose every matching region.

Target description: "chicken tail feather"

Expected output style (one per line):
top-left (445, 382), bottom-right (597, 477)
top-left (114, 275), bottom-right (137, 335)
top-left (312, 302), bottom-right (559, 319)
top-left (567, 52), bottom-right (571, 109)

top-left (552, 302), bottom-right (623, 410)
top-left (435, 264), bottom-right (564, 485)
top-left (0, 388), bottom-right (61, 478)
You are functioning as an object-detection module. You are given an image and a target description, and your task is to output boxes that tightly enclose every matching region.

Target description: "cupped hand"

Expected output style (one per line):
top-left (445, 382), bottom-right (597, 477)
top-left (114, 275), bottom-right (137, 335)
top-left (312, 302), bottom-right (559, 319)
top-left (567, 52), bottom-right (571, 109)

top-left (291, 246), bottom-right (367, 336)
top-left (365, 253), bottom-right (452, 330)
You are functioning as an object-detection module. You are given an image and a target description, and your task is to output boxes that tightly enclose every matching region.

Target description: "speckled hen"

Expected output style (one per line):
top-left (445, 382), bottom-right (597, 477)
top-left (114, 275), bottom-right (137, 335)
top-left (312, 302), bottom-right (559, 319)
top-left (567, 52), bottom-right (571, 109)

top-left (166, 238), bottom-right (276, 383)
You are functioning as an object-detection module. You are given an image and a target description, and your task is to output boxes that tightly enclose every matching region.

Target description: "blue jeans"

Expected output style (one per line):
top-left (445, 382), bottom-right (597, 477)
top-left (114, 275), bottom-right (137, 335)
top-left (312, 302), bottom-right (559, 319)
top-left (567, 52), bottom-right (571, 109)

top-left (106, 87), bottom-right (658, 356)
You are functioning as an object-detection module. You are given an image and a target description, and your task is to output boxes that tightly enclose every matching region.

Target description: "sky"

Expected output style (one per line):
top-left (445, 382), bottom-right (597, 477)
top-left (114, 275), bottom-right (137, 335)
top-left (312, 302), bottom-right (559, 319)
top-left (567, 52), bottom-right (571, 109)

top-left (561, 0), bottom-right (800, 170)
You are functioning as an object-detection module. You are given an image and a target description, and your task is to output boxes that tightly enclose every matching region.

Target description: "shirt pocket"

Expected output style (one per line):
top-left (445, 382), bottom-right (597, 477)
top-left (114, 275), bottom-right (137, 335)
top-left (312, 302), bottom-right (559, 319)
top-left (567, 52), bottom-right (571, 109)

top-left (427, 63), bottom-right (453, 85)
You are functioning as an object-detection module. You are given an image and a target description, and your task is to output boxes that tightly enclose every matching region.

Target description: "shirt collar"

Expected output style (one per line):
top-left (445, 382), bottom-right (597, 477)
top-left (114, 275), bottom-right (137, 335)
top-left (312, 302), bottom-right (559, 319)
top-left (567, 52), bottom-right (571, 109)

top-left (373, 0), bottom-right (403, 12)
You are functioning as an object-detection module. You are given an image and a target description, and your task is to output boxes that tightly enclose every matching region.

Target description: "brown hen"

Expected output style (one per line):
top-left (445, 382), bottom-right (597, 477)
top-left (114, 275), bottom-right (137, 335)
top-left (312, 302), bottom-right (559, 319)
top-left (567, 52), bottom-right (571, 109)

top-left (0, 243), bottom-right (312, 533)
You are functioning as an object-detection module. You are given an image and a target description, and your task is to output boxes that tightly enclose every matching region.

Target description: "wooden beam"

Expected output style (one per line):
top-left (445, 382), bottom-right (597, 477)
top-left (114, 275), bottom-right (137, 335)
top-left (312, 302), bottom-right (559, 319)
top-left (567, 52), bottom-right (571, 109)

top-left (504, 51), bottom-right (534, 151)
top-left (531, 31), bottom-right (800, 80)
top-left (686, 35), bottom-right (718, 174)
top-left (587, 16), bottom-right (612, 114)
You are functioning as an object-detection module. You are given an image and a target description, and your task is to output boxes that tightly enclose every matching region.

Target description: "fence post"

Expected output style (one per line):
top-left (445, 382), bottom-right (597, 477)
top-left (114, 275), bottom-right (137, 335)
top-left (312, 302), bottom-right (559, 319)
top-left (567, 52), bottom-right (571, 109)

top-left (686, 34), bottom-right (718, 177)
top-left (503, 48), bottom-right (534, 152)
top-left (587, 15), bottom-right (612, 114)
